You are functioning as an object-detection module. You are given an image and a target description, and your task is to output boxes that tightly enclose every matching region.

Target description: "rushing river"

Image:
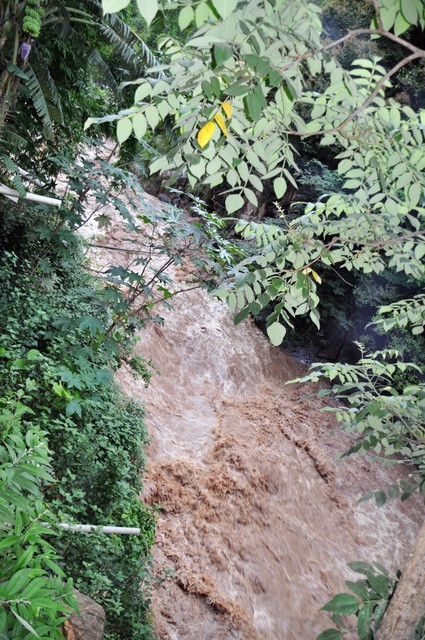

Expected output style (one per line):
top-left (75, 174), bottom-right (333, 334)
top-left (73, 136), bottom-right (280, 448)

top-left (87, 189), bottom-right (423, 640)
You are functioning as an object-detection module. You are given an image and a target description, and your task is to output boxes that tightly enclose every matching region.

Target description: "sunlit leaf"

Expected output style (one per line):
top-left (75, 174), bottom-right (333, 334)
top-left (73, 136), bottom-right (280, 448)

top-left (214, 113), bottom-right (228, 136)
top-left (136, 0), bottom-right (158, 26)
top-left (267, 321), bottom-right (286, 346)
top-left (197, 121), bottom-right (216, 148)
top-left (221, 101), bottom-right (233, 118)
top-left (225, 193), bottom-right (244, 213)
top-left (117, 117), bottom-right (132, 144)
top-left (102, 0), bottom-right (130, 14)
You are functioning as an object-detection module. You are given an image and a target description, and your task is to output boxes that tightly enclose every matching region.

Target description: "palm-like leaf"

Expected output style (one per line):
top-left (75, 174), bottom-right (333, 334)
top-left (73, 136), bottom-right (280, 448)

top-left (24, 66), bottom-right (60, 140)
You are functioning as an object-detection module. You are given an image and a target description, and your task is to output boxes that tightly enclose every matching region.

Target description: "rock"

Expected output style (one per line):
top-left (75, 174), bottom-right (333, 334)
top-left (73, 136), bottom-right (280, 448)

top-left (63, 590), bottom-right (105, 640)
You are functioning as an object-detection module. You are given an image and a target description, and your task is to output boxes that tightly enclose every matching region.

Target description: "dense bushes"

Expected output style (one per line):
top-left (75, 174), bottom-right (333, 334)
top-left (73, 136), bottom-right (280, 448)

top-left (0, 205), bottom-right (156, 639)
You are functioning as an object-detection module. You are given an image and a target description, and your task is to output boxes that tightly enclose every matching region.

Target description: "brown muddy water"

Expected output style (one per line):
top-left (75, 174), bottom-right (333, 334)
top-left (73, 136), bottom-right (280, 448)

top-left (85, 189), bottom-right (423, 640)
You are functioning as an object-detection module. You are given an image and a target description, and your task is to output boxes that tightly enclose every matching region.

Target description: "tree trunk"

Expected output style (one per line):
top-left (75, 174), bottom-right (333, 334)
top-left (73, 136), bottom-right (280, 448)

top-left (376, 521), bottom-right (425, 640)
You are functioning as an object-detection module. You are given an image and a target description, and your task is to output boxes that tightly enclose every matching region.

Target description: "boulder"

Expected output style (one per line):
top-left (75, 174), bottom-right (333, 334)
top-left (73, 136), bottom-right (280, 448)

top-left (63, 589), bottom-right (105, 640)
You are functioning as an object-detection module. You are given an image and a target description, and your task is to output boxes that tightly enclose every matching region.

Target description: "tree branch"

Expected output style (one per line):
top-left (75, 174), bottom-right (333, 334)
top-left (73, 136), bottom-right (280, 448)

top-left (284, 50), bottom-right (425, 138)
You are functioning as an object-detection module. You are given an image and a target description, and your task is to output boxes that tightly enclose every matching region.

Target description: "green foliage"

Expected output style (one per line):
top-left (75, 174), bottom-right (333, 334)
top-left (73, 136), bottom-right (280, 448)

top-left (290, 342), bottom-right (425, 492)
top-left (317, 562), bottom-right (397, 640)
top-left (371, 294), bottom-right (425, 336)
top-left (0, 235), bottom-right (156, 639)
top-left (0, 397), bottom-right (77, 638)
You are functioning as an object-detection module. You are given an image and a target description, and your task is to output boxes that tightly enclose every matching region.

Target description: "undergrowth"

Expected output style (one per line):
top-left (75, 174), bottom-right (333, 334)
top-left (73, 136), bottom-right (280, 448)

top-left (0, 202), bottom-right (156, 639)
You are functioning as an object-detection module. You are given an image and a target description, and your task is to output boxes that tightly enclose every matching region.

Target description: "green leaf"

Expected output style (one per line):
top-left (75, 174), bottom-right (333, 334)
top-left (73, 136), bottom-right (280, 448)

top-left (267, 321), bottom-right (286, 346)
top-left (374, 602), bottom-right (388, 631)
top-left (316, 630), bottom-right (345, 640)
top-left (225, 194), bottom-right (244, 213)
top-left (234, 307), bottom-right (250, 325)
top-left (345, 581), bottom-right (369, 601)
top-left (225, 82), bottom-right (250, 97)
top-left (213, 44), bottom-right (233, 67)
top-left (245, 86), bottom-right (266, 121)
top-left (357, 602), bottom-right (373, 640)
top-left (66, 399), bottom-right (82, 418)
top-left (136, 0), bottom-right (158, 26)
top-left (134, 83), bottom-right (152, 102)
top-left (102, 0), bottom-right (130, 13)
top-left (0, 535), bottom-right (20, 550)
top-left (210, 76), bottom-right (221, 98)
top-left (132, 113), bottom-right (147, 140)
top-left (273, 177), bottom-right (287, 199)
top-left (400, 0), bottom-right (418, 24)
top-left (394, 11), bottom-right (410, 35)
top-left (10, 609), bottom-right (40, 639)
top-left (117, 117), bottom-right (132, 144)
top-left (408, 182), bottom-right (421, 208)
top-left (374, 491), bottom-right (387, 508)
top-left (347, 562), bottom-right (374, 575)
top-left (27, 349), bottom-right (41, 361)
top-left (367, 573), bottom-right (389, 599)
top-left (211, 0), bottom-right (238, 19)
top-left (322, 593), bottom-right (360, 616)
top-left (179, 5), bottom-right (194, 30)
top-left (268, 68), bottom-right (281, 87)
top-left (5, 62), bottom-right (28, 81)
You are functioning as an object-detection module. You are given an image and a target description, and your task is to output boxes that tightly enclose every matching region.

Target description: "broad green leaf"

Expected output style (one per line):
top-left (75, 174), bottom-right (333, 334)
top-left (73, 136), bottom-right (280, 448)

top-left (117, 117), bottom-right (132, 144)
top-left (136, 0), bottom-right (158, 26)
top-left (84, 117), bottom-right (97, 131)
top-left (267, 321), bottom-right (286, 346)
top-left (202, 81), bottom-right (213, 100)
top-left (316, 631), bottom-right (345, 640)
top-left (357, 602), bottom-right (373, 640)
top-left (274, 177), bottom-right (287, 199)
top-left (394, 11), bottom-right (410, 35)
top-left (211, 76), bottom-right (221, 98)
top-left (225, 193), bottom-right (244, 213)
top-left (322, 593), bottom-right (359, 616)
top-left (213, 43), bottom-right (233, 67)
top-left (245, 86), bottom-right (266, 121)
top-left (234, 306), bottom-right (250, 324)
top-left (367, 573), bottom-right (389, 599)
top-left (102, 0), bottom-right (130, 13)
top-left (408, 182), bottom-right (421, 208)
top-left (145, 105), bottom-right (160, 130)
top-left (179, 5), bottom-right (194, 30)
top-left (226, 83), bottom-right (250, 97)
top-left (401, 0), bottom-right (418, 23)
top-left (374, 490), bottom-right (387, 507)
top-left (132, 113), bottom-right (147, 140)
top-left (211, 0), bottom-right (238, 19)
top-left (27, 349), bottom-right (41, 360)
top-left (134, 83), bottom-right (152, 102)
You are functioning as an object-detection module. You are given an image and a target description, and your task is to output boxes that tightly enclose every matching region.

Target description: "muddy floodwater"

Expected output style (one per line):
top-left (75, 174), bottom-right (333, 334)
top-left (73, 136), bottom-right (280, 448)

top-left (86, 189), bottom-right (423, 640)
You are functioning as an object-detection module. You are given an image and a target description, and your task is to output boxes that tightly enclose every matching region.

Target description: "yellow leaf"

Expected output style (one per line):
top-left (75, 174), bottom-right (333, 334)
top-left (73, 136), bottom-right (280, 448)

top-left (302, 268), bottom-right (311, 275)
top-left (214, 112), bottom-right (228, 137)
top-left (221, 101), bottom-right (232, 119)
top-left (197, 120), bottom-right (216, 148)
top-left (311, 269), bottom-right (322, 284)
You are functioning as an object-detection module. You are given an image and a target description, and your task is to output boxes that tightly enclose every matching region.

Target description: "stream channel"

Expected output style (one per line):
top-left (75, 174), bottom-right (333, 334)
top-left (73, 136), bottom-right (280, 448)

top-left (85, 186), bottom-right (423, 640)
